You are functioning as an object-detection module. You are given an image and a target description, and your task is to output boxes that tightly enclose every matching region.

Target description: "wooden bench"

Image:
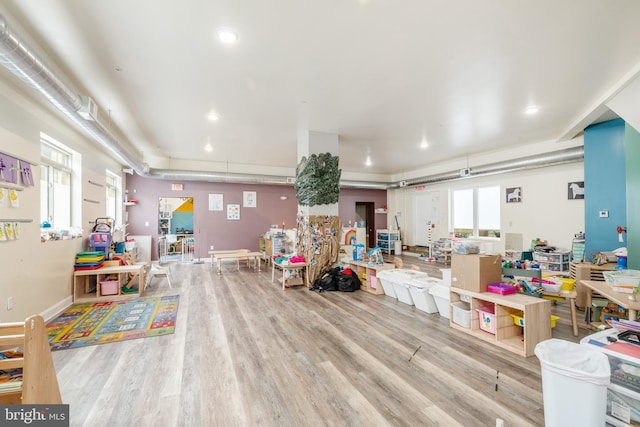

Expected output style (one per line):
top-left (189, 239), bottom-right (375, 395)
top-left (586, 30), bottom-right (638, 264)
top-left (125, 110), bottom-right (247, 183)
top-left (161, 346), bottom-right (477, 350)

top-left (209, 250), bottom-right (262, 274)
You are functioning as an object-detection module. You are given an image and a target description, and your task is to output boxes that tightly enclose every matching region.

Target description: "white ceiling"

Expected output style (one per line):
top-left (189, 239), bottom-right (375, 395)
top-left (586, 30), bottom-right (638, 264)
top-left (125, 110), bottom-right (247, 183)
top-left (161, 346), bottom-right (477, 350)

top-left (2, 1), bottom-right (640, 179)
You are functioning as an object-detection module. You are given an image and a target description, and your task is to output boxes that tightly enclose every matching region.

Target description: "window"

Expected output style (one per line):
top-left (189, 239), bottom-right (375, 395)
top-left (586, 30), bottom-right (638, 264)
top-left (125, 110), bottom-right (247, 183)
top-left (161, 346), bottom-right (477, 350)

top-left (105, 170), bottom-right (121, 224)
top-left (452, 186), bottom-right (500, 238)
top-left (40, 134), bottom-right (79, 230)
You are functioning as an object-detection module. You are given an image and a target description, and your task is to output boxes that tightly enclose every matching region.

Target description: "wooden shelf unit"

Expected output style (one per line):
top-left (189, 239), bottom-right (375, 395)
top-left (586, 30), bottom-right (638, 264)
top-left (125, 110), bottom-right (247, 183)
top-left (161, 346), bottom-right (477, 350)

top-left (570, 261), bottom-right (616, 308)
top-left (344, 260), bottom-right (395, 295)
top-left (0, 315), bottom-right (62, 404)
top-left (73, 264), bottom-right (146, 303)
top-left (449, 286), bottom-right (552, 357)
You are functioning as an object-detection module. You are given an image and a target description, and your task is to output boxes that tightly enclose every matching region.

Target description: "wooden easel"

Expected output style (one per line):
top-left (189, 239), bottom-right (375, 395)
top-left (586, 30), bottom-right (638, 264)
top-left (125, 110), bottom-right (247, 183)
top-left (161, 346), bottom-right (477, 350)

top-left (0, 315), bottom-right (62, 404)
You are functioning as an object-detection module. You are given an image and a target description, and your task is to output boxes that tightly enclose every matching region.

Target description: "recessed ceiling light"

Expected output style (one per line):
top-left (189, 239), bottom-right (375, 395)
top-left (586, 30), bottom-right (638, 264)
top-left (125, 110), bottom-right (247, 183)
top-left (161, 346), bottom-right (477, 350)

top-left (204, 143), bottom-right (213, 152)
top-left (217, 29), bottom-right (239, 44)
top-left (525, 105), bottom-right (539, 115)
top-left (207, 111), bottom-right (220, 122)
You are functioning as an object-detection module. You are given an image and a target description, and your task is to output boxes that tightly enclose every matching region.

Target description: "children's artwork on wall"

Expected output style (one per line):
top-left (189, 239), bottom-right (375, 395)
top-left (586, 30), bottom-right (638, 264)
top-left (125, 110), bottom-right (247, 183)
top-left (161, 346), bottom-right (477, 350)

top-left (208, 193), bottom-right (223, 211)
top-left (8, 189), bottom-right (19, 207)
top-left (568, 181), bottom-right (584, 199)
top-left (227, 204), bottom-right (240, 220)
top-left (243, 191), bottom-right (256, 208)
top-left (506, 187), bottom-right (522, 203)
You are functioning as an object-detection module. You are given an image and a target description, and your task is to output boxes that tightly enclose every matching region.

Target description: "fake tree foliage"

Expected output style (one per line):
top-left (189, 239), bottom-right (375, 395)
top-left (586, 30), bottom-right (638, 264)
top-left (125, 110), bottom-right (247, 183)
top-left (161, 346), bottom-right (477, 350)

top-left (295, 153), bottom-right (341, 206)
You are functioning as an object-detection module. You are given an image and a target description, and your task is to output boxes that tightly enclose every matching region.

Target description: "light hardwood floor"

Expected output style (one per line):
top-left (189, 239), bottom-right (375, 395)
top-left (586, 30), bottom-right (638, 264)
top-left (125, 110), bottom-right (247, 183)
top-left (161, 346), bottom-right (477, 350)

top-left (51, 255), bottom-right (588, 427)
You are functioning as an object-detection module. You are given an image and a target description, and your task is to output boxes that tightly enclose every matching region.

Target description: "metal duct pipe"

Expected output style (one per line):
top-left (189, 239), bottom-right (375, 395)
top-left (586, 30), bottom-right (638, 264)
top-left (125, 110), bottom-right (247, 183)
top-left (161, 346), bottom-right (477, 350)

top-left (0, 13), bottom-right (149, 175)
top-left (148, 169), bottom-right (292, 186)
top-left (389, 146), bottom-right (584, 189)
top-left (0, 13), bottom-right (389, 190)
top-left (0, 13), bottom-right (584, 191)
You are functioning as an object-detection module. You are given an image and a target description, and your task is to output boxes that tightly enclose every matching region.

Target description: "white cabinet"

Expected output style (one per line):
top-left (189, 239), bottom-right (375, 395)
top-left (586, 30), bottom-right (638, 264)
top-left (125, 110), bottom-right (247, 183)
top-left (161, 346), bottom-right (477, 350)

top-left (581, 329), bottom-right (640, 426)
top-left (376, 229), bottom-right (400, 254)
top-left (534, 251), bottom-right (570, 272)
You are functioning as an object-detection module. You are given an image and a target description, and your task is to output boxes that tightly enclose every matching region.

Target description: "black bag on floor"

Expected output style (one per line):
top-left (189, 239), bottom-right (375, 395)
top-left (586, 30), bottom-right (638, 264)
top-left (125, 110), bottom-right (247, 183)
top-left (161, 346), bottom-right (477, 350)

top-left (311, 267), bottom-right (341, 292)
top-left (337, 268), bottom-right (361, 292)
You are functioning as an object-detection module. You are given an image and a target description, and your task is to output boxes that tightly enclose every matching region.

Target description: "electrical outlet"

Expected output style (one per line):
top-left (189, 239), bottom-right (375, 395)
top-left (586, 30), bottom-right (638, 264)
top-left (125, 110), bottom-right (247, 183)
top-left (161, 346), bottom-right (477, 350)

top-left (210, 245), bottom-right (214, 250)
top-left (7, 297), bottom-right (13, 310)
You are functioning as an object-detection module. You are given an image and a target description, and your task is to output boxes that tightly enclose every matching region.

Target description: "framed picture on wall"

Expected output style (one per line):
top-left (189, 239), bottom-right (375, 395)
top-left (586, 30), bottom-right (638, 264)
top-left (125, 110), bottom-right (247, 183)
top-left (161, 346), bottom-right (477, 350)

top-left (243, 191), bottom-right (257, 208)
top-left (568, 181), bottom-right (584, 199)
top-left (227, 204), bottom-right (240, 220)
top-left (208, 193), bottom-right (223, 211)
top-left (506, 187), bottom-right (522, 203)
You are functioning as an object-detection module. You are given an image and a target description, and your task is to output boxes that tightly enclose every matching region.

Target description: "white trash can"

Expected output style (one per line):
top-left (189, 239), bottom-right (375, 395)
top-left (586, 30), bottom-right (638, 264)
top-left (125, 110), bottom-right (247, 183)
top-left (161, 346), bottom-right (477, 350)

top-left (394, 240), bottom-right (402, 255)
top-left (535, 339), bottom-right (610, 427)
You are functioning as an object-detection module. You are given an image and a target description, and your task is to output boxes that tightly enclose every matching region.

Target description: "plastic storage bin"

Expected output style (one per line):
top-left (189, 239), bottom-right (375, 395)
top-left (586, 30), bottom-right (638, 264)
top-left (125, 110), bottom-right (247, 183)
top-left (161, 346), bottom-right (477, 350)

top-left (407, 277), bottom-right (442, 314)
top-left (452, 301), bottom-right (471, 328)
top-left (440, 268), bottom-right (452, 286)
top-left (394, 281), bottom-right (414, 305)
top-left (582, 328), bottom-right (640, 425)
top-left (451, 239), bottom-right (480, 254)
top-left (100, 279), bottom-right (119, 296)
top-left (429, 284), bottom-right (451, 319)
top-left (535, 339), bottom-right (610, 427)
top-left (476, 306), bottom-right (496, 334)
top-left (510, 312), bottom-right (560, 328)
top-left (376, 269), bottom-right (429, 300)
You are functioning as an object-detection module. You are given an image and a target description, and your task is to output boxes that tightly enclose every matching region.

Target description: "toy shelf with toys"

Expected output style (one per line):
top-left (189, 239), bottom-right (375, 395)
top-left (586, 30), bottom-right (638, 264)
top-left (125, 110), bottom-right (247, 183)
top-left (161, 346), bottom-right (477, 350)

top-left (343, 260), bottom-right (395, 294)
top-left (343, 246), bottom-right (394, 294)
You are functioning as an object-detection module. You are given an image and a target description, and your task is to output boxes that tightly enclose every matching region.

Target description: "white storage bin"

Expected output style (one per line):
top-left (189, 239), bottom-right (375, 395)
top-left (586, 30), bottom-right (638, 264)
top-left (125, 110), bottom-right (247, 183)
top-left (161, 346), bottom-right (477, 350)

top-left (440, 268), bottom-right (452, 287)
top-left (407, 277), bottom-right (442, 314)
top-left (429, 284), bottom-right (451, 319)
top-left (581, 328), bottom-right (640, 426)
top-left (394, 282), bottom-right (414, 305)
top-left (452, 301), bottom-right (471, 328)
top-left (377, 269), bottom-right (429, 299)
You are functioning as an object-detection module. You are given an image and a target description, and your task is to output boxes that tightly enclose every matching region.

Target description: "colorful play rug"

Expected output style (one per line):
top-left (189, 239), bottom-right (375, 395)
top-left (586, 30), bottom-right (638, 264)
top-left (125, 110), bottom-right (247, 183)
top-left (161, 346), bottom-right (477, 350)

top-left (47, 295), bottom-right (179, 351)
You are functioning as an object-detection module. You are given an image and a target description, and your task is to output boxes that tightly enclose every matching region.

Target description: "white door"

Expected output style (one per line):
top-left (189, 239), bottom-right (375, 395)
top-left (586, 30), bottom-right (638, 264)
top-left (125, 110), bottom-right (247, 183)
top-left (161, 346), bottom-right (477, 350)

top-left (413, 193), bottom-right (435, 246)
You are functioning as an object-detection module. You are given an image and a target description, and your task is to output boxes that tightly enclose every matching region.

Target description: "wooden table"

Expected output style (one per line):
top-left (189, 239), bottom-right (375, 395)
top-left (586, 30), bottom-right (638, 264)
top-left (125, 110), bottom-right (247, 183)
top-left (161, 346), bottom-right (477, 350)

top-left (209, 250), bottom-right (262, 274)
top-left (582, 279), bottom-right (640, 324)
top-left (272, 262), bottom-right (309, 290)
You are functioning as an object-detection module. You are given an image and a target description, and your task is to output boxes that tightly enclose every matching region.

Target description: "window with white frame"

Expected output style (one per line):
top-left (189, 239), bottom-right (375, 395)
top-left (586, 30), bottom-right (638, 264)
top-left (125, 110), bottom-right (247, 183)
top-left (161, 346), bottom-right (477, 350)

top-left (105, 170), bottom-right (121, 224)
top-left (40, 134), bottom-right (79, 230)
top-left (40, 140), bottom-right (71, 228)
top-left (452, 185), bottom-right (500, 238)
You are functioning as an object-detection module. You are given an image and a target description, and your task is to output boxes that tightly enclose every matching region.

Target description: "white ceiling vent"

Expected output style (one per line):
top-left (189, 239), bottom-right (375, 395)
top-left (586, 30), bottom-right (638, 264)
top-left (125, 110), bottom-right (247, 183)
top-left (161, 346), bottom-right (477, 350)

top-left (78, 96), bottom-right (98, 121)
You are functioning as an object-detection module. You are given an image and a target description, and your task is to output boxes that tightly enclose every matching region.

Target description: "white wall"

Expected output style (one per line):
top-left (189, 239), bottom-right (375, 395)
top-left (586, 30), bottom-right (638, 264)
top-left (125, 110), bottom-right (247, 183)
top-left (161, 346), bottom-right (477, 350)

top-left (389, 154), bottom-right (584, 254)
top-left (0, 76), bottom-right (124, 322)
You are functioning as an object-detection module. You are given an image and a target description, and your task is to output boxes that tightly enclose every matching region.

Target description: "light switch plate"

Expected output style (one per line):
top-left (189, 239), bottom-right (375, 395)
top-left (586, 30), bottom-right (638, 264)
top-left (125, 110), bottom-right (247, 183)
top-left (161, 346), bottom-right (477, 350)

top-left (599, 210), bottom-right (609, 218)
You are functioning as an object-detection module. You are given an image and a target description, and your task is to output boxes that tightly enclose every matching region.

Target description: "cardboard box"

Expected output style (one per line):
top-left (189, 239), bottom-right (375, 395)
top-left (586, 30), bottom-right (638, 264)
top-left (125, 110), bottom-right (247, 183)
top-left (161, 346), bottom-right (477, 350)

top-left (451, 254), bottom-right (502, 293)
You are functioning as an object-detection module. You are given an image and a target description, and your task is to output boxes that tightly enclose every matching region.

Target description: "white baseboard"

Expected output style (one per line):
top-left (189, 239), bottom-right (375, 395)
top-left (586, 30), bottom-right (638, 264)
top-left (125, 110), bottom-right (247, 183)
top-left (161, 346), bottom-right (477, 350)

top-left (41, 296), bottom-right (73, 322)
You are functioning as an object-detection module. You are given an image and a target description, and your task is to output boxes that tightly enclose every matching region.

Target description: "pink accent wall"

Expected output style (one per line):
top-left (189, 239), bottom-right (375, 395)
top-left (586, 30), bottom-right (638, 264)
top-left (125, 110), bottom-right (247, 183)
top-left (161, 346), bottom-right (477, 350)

top-left (126, 175), bottom-right (387, 260)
